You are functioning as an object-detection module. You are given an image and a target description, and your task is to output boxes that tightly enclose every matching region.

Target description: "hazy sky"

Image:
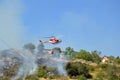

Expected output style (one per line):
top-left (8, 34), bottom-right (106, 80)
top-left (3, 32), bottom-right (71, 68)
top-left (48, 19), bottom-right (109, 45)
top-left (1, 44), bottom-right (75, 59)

top-left (0, 0), bottom-right (24, 49)
top-left (0, 0), bottom-right (120, 56)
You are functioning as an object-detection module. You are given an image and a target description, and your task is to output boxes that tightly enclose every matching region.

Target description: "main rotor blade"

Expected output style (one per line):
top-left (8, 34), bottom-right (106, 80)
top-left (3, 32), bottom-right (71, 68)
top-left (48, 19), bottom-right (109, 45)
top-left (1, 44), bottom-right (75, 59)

top-left (43, 36), bottom-right (55, 38)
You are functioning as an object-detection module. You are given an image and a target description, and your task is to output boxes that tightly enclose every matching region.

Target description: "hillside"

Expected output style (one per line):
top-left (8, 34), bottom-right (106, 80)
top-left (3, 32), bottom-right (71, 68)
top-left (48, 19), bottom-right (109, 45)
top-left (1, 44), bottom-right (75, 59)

top-left (0, 46), bottom-right (120, 80)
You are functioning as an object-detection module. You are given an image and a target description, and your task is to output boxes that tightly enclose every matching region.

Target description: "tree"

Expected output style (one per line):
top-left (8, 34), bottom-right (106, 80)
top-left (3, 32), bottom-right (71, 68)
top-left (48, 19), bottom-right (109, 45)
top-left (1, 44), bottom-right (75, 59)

top-left (116, 58), bottom-right (120, 64)
top-left (76, 49), bottom-right (93, 61)
top-left (64, 47), bottom-right (75, 58)
top-left (116, 56), bottom-right (119, 59)
top-left (115, 56), bottom-right (120, 64)
top-left (53, 47), bottom-right (62, 53)
top-left (65, 62), bottom-right (92, 78)
top-left (91, 50), bottom-right (101, 64)
top-left (23, 43), bottom-right (36, 53)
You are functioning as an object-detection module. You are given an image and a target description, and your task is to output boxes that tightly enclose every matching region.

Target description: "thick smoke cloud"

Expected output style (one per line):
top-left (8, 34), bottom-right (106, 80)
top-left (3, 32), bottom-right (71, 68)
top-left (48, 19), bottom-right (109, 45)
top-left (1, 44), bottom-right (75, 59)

top-left (0, 0), bottom-right (24, 49)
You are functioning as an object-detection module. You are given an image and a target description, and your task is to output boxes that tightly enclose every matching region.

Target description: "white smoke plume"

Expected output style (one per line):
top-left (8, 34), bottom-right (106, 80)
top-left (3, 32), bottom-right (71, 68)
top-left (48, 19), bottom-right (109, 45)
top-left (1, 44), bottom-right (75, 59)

top-left (12, 44), bottom-right (67, 80)
top-left (49, 52), bottom-right (67, 76)
top-left (11, 50), bottom-right (38, 80)
top-left (0, 0), bottom-right (24, 49)
top-left (37, 43), bottom-right (67, 76)
top-left (0, 0), bottom-right (38, 79)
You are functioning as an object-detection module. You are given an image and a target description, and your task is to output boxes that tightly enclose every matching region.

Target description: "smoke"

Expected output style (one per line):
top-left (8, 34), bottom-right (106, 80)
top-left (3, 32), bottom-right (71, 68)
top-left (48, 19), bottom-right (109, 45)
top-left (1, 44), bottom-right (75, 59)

top-left (0, 0), bottom-right (38, 79)
top-left (0, 0), bottom-right (67, 79)
top-left (52, 52), bottom-right (67, 76)
top-left (11, 50), bottom-right (38, 80)
top-left (50, 52), bottom-right (67, 76)
top-left (12, 44), bottom-right (67, 80)
top-left (0, 0), bottom-right (24, 49)
top-left (0, 44), bottom-right (67, 80)
top-left (37, 44), bottom-right (67, 76)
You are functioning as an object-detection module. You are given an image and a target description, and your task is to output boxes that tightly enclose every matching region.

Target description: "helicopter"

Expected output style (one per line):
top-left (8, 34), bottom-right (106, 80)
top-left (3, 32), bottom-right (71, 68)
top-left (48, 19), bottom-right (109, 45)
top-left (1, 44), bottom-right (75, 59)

top-left (39, 36), bottom-right (62, 54)
top-left (39, 36), bottom-right (62, 44)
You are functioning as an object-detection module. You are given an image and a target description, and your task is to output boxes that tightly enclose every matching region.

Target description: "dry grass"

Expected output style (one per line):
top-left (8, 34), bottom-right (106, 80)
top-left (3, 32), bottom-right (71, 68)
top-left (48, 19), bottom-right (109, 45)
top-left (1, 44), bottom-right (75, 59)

top-left (39, 77), bottom-right (77, 80)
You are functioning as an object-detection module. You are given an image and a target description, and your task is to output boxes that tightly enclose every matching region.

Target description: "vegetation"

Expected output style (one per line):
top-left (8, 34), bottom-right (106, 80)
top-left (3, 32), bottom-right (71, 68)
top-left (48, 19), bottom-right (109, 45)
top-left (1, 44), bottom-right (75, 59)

top-left (53, 47), bottom-right (62, 53)
top-left (65, 62), bottom-right (92, 79)
top-left (1, 46), bottom-right (120, 80)
top-left (116, 56), bottom-right (120, 64)
top-left (75, 49), bottom-right (93, 61)
top-left (25, 74), bottom-right (39, 80)
top-left (1, 64), bottom-right (19, 80)
top-left (78, 75), bottom-right (87, 80)
top-left (64, 47), bottom-right (75, 58)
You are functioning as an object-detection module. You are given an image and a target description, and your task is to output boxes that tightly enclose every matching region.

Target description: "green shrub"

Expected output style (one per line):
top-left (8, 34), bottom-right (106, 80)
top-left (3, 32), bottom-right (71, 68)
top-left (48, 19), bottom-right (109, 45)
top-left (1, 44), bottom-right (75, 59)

top-left (37, 65), bottom-right (48, 78)
top-left (78, 75), bottom-right (87, 80)
top-left (65, 62), bottom-right (92, 79)
top-left (107, 65), bottom-right (119, 80)
top-left (96, 72), bottom-right (105, 80)
top-left (3, 77), bottom-right (11, 80)
top-left (116, 58), bottom-right (120, 64)
top-left (16, 78), bottom-right (22, 80)
top-left (87, 65), bottom-right (95, 71)
top-left (76, 50), bottom-right (93, 61)
top-left (25, 74), bottom-right (39, 80)
top-left (100, 64), bottom-right (108, 70)
top-left (108, 75), bottom-right (118, 80)
top-left (91, 50), bottom-right (101, 64)
top-left (26, 75), bottom-right (39, 80)
top-left (37, 65), bottom-right (58, 78)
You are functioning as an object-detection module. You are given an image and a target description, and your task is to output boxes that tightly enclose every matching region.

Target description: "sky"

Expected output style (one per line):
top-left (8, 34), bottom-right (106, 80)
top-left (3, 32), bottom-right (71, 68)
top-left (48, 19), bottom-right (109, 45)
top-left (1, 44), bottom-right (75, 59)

top-left (0, 0), bottom-right (24, 49)
top-left (0, 0), bottom-right (120, 56)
